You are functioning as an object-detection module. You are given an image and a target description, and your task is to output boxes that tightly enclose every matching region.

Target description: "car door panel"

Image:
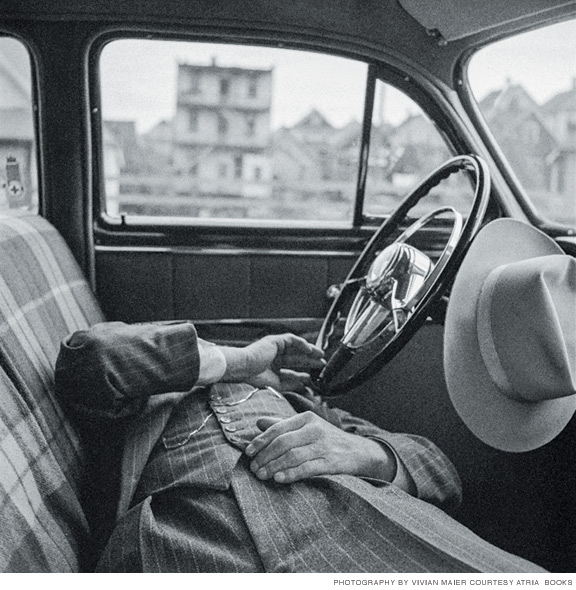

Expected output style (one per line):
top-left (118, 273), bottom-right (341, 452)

top-left (95, 248), bottom-right (355, 327)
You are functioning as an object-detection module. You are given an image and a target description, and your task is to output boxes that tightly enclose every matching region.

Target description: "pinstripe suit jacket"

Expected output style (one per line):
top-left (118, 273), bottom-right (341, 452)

top-left (54, 321), bottom-right (545, 572)
top-left (55, 320), bottom-right (461, 513)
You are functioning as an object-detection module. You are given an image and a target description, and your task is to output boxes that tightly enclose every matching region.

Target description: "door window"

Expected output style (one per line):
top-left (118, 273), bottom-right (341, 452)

top-left (100, 40), bottom-right (367, 226)
top-left (469, 18), bottom-right (576, 228)
top-left (99, 39), bottom-right (463, 227)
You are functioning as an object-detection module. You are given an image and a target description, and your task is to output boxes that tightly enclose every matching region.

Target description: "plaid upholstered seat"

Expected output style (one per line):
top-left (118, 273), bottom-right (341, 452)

top-left (0, 215), bottom-right (105, 572)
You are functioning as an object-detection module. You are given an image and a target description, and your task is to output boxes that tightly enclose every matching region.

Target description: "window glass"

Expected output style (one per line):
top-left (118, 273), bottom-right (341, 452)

top-left (0, 37), bottom-right (38, 215)
top-left (364, 80), bottom-right (471, 219)
top-left (469, 19), bottom-right (576, 227)
top-left (99, 40), bottom-right (367, 226)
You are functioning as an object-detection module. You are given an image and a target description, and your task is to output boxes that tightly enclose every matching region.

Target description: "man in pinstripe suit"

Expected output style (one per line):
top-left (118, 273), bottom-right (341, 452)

top-left (55, 321), bottom-right (544, 573)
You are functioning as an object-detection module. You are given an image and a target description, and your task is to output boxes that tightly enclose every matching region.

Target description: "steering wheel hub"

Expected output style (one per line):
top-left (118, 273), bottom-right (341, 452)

top-left (366, 243), bottom-right (432, 307)
top-left (342, 243), bottom-right (432, 350)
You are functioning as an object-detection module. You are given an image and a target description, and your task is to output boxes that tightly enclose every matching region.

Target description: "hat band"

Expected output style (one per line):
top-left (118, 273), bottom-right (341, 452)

top-left (476, 265), bottom-right (524, 402)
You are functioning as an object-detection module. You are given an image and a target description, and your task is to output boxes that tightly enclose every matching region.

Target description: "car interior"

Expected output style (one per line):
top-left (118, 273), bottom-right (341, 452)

top-left (0, 0), bottom-right (575, 573)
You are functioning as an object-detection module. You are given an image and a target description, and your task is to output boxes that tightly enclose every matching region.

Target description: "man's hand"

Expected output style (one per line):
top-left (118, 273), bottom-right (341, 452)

top-left (244, 411), bottom-right (398, 484)
top-left (220, 334), bottom-right (325, 392)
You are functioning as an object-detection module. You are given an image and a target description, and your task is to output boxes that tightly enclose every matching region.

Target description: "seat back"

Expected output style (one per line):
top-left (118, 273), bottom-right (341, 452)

top-left (0, 214), bottom-right (105, 572)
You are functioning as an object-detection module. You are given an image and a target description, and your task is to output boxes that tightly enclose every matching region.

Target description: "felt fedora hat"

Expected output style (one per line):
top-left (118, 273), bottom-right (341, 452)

top-left (444, 218), bottom-right (576, 452)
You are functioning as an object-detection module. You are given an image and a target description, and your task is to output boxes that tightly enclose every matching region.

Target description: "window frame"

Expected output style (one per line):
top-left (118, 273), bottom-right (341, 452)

top-left (90, 31), bottom-right (482, 252)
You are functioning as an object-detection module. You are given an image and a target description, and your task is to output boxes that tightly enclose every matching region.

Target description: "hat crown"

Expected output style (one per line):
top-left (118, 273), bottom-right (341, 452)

top-left (477, 255), bottom-right (576, 403)
top-left (445, 218), bottom-right (576, 452)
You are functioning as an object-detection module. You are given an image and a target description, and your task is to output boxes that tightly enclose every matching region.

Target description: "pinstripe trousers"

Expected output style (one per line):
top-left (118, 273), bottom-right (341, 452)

top-left (95, 384), bottom-right (545, 573)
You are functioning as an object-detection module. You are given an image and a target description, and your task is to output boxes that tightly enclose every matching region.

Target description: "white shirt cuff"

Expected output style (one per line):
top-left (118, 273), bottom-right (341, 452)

top-left (197, 339), bottom-right (227, 385)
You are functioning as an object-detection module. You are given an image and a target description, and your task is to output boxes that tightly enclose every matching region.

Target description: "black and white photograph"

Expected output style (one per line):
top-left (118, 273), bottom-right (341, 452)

top-left (0, 0), bottom-right (574, 582)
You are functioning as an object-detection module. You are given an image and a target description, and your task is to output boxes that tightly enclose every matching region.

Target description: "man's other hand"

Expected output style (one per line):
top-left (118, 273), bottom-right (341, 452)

top-left (244, 412), bottom-right (398, 484)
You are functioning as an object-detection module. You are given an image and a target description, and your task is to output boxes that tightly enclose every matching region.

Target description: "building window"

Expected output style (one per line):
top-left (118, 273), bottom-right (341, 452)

top-left (218, 115), bottom-right (228, 137)
top-left (254, 166), bottom-right (262, 181)
top-left (189, 73), bottom-right (201, 94)
top-left (189, 110), bottom-right (198, 133)
top-left (248, 75), bottom-right (258, 98)
top-left (234, 155), bottom-right (243, 179)
top-left (246, 117), bottom-right (256, 137)
top-left (219, 162), bottom-right (227, 179)
top-left (220, 78), bottom-right (230, 97)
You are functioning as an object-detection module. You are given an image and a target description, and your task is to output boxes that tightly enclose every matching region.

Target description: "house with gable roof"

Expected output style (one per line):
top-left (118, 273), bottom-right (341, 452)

top-left (481, 82), bottom-right (560, 193)
top-left (480, 80), bottom-right (574, 223)
top-left (542, 78), bottom-right (576, 198)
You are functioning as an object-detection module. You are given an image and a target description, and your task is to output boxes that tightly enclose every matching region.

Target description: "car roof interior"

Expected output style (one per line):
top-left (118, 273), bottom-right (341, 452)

top-left (5, 0), bottom-right (576, 87)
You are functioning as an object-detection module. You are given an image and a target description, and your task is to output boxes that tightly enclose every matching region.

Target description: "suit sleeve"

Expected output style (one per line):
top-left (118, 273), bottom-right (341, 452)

top-left (55, 321), bottom-right (202, 422)
top-left (284, 389), bottom-right (462, 511)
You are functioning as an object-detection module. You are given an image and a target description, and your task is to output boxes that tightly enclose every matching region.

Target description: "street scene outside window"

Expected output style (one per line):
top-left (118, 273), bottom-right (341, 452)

top-left (0, 38), bottom-right (38, 215)
top-left (469, 18), bottom-right (576, 228)
top-left (99, 40), bottom-right (463, 227)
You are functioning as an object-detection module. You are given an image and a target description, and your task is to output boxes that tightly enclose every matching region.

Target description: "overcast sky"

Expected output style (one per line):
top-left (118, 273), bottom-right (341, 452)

top-left (96, 18), bottom-right (575, 134)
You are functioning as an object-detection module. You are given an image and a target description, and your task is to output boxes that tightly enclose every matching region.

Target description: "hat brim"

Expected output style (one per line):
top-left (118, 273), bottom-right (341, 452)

top-left (444, 218), bottom-right (576, 452)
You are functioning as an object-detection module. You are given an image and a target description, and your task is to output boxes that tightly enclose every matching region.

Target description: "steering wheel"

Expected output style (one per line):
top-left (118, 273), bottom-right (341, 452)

top-left (315, 154), bottom-right (491, 396)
